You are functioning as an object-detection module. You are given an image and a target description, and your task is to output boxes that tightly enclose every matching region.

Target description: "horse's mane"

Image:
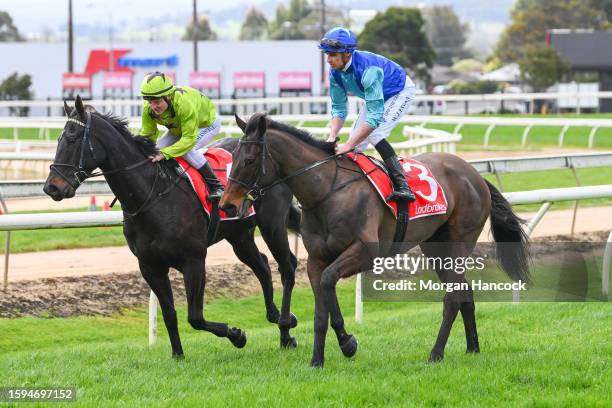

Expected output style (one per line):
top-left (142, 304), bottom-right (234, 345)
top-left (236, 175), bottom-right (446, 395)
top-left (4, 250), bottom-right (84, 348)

top-left (94, 110), bottom-right (159, 157)
top-left (246, 113), bottom-right (336, 155)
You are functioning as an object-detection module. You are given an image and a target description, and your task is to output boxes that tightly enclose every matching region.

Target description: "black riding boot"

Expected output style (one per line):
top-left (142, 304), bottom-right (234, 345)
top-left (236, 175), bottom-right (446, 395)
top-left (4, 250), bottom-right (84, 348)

top-left (384, 156), bottom-right (416, 202)
top-left (198, 161), bottom-right (224, 201)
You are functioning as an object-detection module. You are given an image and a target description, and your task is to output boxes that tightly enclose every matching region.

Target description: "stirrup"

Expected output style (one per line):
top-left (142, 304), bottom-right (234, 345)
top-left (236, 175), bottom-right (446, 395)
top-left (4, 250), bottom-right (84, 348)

top-left (206, 185), bottom-right (224, 201)
top-left (387, 186), bottom-right (416, 202)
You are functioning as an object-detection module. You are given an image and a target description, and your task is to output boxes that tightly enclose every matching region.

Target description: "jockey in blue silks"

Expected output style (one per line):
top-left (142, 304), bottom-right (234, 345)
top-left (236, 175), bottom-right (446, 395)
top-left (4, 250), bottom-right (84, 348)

top-left (320, 27), bottom-right (416, 202)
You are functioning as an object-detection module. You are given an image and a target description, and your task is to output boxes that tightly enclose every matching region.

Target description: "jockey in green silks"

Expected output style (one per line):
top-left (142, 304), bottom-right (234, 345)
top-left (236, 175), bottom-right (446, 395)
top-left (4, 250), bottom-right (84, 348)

top-left (139, 71), bottom-right (224, 201)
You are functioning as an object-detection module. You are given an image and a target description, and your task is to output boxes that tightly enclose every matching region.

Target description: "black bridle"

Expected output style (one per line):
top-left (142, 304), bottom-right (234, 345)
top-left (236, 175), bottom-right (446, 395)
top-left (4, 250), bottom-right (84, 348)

top-left (227, 137), bottom-right (271, 201)
top-left (49, 112), bottom-right (182, 217)
top-left (228, 133), bottom-right (363, 207)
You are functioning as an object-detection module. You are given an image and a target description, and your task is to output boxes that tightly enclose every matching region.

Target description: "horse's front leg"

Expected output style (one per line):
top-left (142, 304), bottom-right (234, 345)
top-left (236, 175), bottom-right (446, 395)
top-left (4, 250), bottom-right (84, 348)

top-left (139, 260), bottom-right (184, 358)
top-left (320, 242), bottom-right (372, 362)
top-left (259, 223), bottom-right (299, 348)
top-left (307, 257), bottom-right (329, 367)
top-left (181, 256), bottom-right (247, 348)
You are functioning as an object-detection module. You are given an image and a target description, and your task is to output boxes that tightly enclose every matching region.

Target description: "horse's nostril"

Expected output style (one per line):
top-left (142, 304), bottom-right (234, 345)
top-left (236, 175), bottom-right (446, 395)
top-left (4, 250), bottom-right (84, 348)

top-left (43, 184), bottom-right (58, 195)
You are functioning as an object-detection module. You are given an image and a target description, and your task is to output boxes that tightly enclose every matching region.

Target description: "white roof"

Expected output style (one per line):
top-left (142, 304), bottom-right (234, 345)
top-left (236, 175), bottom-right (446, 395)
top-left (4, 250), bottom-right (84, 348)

top-left (480, 63), bottom-right (521, 82)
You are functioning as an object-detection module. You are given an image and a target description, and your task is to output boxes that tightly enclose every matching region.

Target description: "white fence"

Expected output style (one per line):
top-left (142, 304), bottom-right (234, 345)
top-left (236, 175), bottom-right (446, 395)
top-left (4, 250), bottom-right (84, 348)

top-left (2, 113), bottom-right (612, 152)
top-left (400, 116), bottom-right (612, 149)
top-left (1, 90), bottom-right (612, 111)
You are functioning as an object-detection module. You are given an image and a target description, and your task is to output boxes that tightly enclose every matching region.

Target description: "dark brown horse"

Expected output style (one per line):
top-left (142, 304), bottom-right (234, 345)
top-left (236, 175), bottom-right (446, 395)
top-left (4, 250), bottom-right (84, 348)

top-left (221, 113), bottom-right (530, 367)
top-left (43, 98), bottom-right (301, 359)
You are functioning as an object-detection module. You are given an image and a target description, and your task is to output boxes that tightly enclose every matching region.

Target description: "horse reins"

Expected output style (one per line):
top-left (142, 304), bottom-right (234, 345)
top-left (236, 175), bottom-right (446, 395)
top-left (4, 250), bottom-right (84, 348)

top-left (229, 135), bottom-right (373, 210)
top-left (50, 112), bottom-right (185, 218)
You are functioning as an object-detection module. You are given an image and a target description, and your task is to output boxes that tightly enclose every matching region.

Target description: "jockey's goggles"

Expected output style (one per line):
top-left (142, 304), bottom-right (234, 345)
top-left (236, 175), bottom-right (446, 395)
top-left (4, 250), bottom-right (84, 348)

top-left (320, 38), bottom-right (356, 51)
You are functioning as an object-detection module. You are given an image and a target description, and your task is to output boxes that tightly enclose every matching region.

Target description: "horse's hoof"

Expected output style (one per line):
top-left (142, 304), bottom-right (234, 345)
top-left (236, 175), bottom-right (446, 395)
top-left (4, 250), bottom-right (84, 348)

top-left (310, 359), bottom-right (324, 368)
top-left (278, 312), bottom-right (298, 329)
top-left (428, 351), bottom-right (444, 362)
top-left (289, 312), bottom-right (298, 328)
top-left (229, 328), bottom-right (247, 349)
top-left (466, 347), bottom-right (480, 354)
top-left (340, 335), bottom-right (358, 358)
top-left (280, 336), bottom-right (298, 349)
top-left (172, 353), bottom-right (185, 360)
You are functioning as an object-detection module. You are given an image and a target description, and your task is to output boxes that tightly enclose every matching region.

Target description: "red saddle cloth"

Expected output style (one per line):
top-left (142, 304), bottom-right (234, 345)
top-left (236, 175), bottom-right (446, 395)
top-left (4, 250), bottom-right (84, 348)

top-left (176, 147), bottom-right (255, 220)
top-left (346, 153), bottom-right (448, 220)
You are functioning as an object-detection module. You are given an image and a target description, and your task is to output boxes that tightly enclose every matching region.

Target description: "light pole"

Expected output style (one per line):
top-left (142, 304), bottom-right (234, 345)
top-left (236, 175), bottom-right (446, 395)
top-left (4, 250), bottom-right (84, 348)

top-left (192, 0), bottom-right (198, 72)
top-left (108, 12), bottom-right (114, 71)
top-left (87, 3), bottom-right (114, 71)
top-left (68, 0), bottom-right (73, 72)
top-left (320, 0), bottom-right (326, 95)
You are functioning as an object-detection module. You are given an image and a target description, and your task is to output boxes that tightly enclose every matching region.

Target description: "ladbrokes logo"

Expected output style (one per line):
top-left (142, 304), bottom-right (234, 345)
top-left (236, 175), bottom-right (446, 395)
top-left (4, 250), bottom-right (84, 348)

top-left (415, 201), bottom-right (447, 215)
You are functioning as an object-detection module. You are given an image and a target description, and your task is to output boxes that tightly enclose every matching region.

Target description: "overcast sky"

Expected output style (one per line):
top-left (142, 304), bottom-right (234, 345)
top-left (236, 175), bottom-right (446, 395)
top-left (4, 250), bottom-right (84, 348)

top-left (0, 0), bottom-right (275, 35)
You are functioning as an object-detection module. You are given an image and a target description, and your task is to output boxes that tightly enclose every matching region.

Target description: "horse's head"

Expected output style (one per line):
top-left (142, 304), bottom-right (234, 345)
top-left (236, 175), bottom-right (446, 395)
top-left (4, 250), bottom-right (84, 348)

top-left (44, 95), bottom-right (107, 201)
top-left (221, 113), bottom-right (277, 218)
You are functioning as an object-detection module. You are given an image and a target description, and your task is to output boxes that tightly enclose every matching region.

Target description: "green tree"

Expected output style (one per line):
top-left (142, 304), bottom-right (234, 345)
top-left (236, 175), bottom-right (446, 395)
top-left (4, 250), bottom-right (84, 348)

top-left (495, 0), bottom-right (609, 63)
top-left (422, 5), bottom-right (470, 66)
top-left (0, 10), bottom-right (24, 41)
top-left (239, 7), bottom-right (269, 40)
top-left (0, 73), bottom-right (33, 116)
top-left (518, 45), bottom-right (569, 91)
top-left (269, 0), bottom-right (348, 40)
top-left (182, 15), bottom-right (217, 41)
top-left (358, 7), bottom-right (436, 83)
top-left (452, 59), bottom-right (483, 74)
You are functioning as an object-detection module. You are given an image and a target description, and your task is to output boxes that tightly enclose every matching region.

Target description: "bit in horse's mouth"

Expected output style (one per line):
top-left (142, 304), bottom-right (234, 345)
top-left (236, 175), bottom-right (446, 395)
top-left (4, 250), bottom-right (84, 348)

top-left (239, 200), bottom-right (250, 218)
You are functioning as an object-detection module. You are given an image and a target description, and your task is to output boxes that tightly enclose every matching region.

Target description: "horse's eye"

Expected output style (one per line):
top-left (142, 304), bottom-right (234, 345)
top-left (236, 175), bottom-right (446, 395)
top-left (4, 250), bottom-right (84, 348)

top-left (244, 158), bottom-right (255, 166)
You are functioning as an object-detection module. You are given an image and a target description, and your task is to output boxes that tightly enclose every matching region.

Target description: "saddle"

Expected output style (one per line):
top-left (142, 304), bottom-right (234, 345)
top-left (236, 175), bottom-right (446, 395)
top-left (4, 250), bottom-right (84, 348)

top-left (346, 152), bottom-right (448, 220)
top-left (175, 147), bottom-right (255, 220)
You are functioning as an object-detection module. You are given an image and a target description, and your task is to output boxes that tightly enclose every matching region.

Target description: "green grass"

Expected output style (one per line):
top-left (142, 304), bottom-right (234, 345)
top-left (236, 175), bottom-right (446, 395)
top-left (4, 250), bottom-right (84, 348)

top-left (484, 166), bottom-right (612, 212)
top-left (0, 127), bottom-right (63, 140)
top-left (0, 226), bottom-right (126, 254)
top-left (420, 123), bottom-right (612, 149)
top-left (0, 282), bottom-right (610, 407)
top-left (0, 207), bottom-right (125, 254)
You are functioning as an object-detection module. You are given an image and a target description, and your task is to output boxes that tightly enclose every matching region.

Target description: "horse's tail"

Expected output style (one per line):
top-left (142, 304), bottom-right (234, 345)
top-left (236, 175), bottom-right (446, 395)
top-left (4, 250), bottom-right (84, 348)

top-left (287, 202), bottom-right (301, 234)
top-left (486, 180), bottom-right (531, 283)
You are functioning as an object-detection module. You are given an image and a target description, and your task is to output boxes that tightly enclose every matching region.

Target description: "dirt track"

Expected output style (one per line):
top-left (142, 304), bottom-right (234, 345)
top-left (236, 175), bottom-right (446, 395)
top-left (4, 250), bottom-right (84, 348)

top-left (0, 261), bottom-right (312, 318)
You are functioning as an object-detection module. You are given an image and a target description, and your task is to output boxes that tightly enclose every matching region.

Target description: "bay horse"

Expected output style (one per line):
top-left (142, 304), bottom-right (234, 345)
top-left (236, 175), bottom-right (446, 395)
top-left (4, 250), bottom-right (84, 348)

top-left (221, 113), bottom-right (530, 367)
top-left (43, 96), bottom-right (301, 359)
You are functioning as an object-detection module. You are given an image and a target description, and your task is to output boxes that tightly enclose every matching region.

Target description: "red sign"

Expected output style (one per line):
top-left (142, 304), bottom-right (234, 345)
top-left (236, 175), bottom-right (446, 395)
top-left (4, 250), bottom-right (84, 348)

top-left (279, 71), bottom-right (312, 90)
top-left (103, 71), bottom-right (133, 89)
top-left (234, 72), bottom-right (265, 89)
top-left (190, 72), bottom-right (220, 89)
top-left (84, 49), bottom-right (132, 76)
top-left (62, 73), bottom-right (92, 89)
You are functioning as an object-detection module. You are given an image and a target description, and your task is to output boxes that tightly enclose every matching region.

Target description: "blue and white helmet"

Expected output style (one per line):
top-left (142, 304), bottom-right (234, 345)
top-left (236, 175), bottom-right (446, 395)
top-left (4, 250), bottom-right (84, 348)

top-left (318, 27), bottom-right (358, 53)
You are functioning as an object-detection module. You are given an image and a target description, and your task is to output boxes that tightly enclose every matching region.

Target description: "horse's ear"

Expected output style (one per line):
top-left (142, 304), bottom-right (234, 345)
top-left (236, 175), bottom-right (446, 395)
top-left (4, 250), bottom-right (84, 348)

top-left (257, 114), bottom-right (267, 138)
top-left (235, 113), bottom-right (247, 132)
top-left (74, 95), bottom-right (85, 118)
top-left (63, 100), bottom-right (73, 116)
